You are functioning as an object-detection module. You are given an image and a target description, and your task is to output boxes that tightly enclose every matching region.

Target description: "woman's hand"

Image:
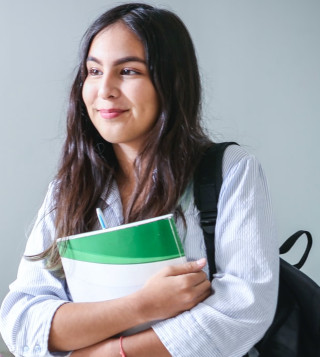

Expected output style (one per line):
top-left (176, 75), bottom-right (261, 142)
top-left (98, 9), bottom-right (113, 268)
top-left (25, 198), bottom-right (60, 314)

top-left (136, 258), bottom-right (212, 322)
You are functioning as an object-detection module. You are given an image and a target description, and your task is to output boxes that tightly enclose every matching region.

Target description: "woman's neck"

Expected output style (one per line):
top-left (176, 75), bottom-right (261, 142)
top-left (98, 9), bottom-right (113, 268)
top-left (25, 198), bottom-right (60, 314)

top-left (113, 144), bottom-right (139, 215)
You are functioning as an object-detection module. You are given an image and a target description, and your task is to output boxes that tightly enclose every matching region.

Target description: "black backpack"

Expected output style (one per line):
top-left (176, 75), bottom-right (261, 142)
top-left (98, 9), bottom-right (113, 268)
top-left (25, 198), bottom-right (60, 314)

top-left (193, 142), bottom-right (320, 357)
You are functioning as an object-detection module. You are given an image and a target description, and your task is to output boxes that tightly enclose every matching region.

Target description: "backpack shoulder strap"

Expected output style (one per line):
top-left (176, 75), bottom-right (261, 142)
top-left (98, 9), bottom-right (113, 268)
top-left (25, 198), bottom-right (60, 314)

top-left (194, 142), bottom-right (238, 280)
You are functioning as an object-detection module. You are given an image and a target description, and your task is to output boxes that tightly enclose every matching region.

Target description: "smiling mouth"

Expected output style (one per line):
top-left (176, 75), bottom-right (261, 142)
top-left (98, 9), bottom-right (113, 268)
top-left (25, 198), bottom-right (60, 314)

top-left (98, 109), bottom-right (128, 119)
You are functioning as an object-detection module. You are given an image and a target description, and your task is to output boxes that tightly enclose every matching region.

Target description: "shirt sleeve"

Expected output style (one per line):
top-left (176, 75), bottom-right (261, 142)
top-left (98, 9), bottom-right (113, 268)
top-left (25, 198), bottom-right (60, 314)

top-left (0, 183), bottom-right (72, 357)
top-left (152, 146), bottom-right (279, 357)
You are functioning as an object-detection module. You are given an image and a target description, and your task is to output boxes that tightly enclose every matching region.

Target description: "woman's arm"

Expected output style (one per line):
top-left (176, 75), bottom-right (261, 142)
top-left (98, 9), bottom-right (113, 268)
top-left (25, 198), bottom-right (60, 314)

top-left (49, 259), bottom-right (211, 352)
top-left (71, 329), bottom-right (170, 357)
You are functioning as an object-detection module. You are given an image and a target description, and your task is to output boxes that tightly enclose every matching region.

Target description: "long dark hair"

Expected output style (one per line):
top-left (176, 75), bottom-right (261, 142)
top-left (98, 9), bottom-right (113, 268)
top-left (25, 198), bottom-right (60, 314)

top-left (31, 3), bottom-right (212, 273)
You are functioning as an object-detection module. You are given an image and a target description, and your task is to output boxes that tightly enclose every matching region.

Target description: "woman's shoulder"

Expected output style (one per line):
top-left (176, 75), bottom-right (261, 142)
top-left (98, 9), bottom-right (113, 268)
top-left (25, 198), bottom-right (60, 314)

top-left (222, 144), bottom-right (262, 180)
top-left (40, 180), bottom-right (58, 211)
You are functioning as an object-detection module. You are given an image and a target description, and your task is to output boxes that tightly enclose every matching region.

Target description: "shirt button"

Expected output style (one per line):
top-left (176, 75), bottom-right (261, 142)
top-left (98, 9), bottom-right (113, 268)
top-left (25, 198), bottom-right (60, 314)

top-left (23, 346), bottom-right (29, 352)
top-left (34, 344), bottom-right (41, 353)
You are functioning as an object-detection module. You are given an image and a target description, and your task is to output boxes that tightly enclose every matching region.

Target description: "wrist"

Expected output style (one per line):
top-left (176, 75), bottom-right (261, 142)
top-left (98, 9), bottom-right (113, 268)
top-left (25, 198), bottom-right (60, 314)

top-left (125, 290), bottom-right (151, 324)
top-left (103, 338), bottom-right (120, 357)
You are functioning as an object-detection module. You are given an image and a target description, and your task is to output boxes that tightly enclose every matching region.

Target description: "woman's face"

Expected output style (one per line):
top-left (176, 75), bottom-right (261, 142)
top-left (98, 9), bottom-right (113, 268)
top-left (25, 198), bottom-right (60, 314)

top-left (82, 22), bottom-right (159, 155)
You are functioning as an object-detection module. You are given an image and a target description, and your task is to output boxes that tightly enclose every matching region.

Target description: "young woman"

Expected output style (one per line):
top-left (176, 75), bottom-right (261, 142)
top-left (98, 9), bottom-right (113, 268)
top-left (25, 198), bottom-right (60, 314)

top-left (0, 3), bottom-right (279, 357)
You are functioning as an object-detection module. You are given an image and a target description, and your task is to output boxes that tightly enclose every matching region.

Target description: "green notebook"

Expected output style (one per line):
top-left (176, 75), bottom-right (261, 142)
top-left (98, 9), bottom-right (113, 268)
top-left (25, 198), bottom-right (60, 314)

top-left (57, 214), bottom-right (186, 304)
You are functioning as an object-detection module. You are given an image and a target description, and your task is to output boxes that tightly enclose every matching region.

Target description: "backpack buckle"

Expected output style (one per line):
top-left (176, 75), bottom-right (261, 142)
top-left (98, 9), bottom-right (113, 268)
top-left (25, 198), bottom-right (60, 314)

top-left (200, 211), bottom-right (217, 234)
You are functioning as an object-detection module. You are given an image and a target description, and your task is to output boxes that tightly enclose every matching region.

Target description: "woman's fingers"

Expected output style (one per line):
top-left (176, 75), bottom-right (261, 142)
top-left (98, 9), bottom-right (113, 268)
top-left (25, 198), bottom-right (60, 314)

top-left (138, 259), bottom-right (212, 321)
top-left (158, 258), bottom-right (207, 278)
top-left (192, 279), bottom-right (213, 304)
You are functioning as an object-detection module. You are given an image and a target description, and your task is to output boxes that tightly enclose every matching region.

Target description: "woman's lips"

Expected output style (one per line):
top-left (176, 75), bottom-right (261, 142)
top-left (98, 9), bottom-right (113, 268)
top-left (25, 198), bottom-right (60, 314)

top-left (98, 109), bottom-right (128, 119)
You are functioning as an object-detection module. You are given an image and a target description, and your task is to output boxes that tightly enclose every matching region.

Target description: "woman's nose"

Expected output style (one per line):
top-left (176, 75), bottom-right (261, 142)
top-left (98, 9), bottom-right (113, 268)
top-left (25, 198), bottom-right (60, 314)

top-left (98, 74), bottom-right (120, 99)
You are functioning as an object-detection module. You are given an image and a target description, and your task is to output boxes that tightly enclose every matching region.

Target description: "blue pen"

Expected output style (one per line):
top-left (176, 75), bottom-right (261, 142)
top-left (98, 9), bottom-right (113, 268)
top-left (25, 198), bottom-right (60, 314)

top-left (96, 208), bottom-right (107, 229)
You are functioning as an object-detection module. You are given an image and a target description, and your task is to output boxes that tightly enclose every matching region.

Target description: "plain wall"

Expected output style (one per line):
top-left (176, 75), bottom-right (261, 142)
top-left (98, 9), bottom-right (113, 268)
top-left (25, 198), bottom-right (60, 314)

top-left (1, 0), bottom-right (319, 353)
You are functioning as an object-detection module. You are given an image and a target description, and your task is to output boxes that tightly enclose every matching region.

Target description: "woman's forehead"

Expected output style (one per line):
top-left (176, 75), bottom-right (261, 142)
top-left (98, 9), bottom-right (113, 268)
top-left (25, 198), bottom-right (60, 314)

top-left (88, 22), bottom-right (145, 62)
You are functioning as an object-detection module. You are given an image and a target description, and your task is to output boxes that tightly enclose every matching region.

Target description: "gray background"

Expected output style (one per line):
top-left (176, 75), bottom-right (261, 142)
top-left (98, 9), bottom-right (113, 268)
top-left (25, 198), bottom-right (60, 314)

top-left (0, 0), bottom-right (319, 354)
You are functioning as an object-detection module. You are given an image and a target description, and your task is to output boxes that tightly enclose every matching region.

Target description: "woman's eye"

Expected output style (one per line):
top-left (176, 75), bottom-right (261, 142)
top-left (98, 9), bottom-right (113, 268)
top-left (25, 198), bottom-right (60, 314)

top-left (120, 68), bottom-right (140, 75)
top-left (88, 68), bottom-right (102, 76)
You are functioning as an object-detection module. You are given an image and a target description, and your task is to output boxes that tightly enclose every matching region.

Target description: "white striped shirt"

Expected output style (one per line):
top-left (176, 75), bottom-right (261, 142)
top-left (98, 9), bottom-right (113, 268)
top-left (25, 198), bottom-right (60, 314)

top-left (0, 145), bottom-right (279, 356)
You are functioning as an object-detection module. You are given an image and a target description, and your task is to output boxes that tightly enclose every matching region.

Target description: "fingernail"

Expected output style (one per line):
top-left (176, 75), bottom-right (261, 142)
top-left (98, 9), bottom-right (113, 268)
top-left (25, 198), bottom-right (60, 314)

top-left (196, 258), bottom-right (206, 266)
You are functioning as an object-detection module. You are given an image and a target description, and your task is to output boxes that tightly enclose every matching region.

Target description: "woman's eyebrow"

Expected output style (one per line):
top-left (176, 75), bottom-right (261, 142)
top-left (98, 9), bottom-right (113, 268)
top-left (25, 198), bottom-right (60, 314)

top-left (86, 56), bottom-right (103, 65)
top-left (114, 56), bottom-right (146, 66)
top-left (86, 55), bottom-right (146, 66)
